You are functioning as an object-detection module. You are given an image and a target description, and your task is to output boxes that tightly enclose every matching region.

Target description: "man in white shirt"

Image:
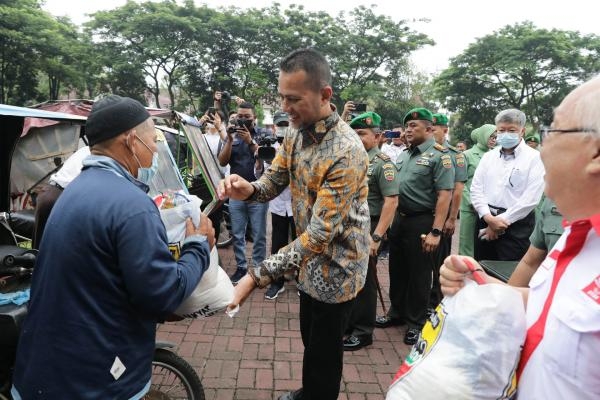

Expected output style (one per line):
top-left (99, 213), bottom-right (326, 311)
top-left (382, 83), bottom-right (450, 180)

top-left (381, 124), bottom-right (405, 164)
top-left (470, 109), bottom-right (544, 261)
top-left (439, 74), bottom-right (600, 400)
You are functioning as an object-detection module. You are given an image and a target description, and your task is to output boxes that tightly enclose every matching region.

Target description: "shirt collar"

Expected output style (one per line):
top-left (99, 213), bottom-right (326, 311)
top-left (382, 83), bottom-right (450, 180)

top-left (411, 137), bottom-right (435, 154)
top-left (562, 213), bottom-right (600, 235)
top-left (498, 138), bottom-right (526, 159)
top-left (82, 154), bottom-right (150, 193)
top-left (367, 146), bottom-right (380, 161)
top-left (299, 104), bottom-right (339, 149)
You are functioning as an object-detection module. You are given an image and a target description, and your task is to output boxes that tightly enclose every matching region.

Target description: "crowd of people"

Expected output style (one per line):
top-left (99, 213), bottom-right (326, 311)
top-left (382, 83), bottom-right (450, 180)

top-left (11, 46), bottom-right (600, 400)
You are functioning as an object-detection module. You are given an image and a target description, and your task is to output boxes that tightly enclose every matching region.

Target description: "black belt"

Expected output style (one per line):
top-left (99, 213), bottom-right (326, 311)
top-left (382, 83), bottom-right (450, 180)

top-left (488, 204), bottom-right (507, 216)
top-left (48, 181), bottom-right (64, 190)
top-left (397, 210), bottom-right (433, 217)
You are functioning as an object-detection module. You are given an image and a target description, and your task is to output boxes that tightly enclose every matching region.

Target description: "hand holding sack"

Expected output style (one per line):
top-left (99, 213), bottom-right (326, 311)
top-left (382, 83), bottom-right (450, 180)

top-left (386, 273), bottom-right (526, 399)
top-left (156, 192), bottom-right (234, 318)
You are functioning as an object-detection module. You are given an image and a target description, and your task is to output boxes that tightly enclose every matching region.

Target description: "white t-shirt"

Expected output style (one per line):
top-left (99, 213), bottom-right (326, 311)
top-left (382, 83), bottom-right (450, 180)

top-left (49, 146), bottom-right (90, 188)
top-left (203, 132), bottom-right (230, 176)
top-left (518, 216), bottom-right (600, 399)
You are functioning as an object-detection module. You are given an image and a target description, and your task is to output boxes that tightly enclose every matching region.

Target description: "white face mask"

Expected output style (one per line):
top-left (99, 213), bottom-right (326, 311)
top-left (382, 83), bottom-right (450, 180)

top-left (496, 132), bottom-right (521, 149)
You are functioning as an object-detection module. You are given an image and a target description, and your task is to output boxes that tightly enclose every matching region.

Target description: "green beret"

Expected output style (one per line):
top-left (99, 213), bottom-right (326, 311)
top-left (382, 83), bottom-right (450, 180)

top-left (525, 133), bottom-right (540, 143)
top-left (350, 111), bottom-right (381, 129)
top-left (432, 113), bottom-right (448, 126)
top-left (403, 107), bottom-right (433, 125)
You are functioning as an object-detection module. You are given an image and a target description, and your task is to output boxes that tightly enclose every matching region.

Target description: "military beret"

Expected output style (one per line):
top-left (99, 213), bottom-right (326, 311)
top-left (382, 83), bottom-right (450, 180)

top-left (525, 133), bottom-right (540, 143)
top-left (350, 111), bottom-right (381, 129)
top-left (403, 107), bottom-right (433, 125)
top-left (432, 113), bottom-right (449, 126)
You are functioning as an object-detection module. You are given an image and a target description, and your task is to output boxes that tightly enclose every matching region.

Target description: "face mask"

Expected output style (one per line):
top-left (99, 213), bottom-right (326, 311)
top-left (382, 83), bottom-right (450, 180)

top-left (131, 134), bottom-right (159, 184)
top-left (496, 132), bottom-right (520, 149)
top-left (137, 152), bottom-right (159, 184)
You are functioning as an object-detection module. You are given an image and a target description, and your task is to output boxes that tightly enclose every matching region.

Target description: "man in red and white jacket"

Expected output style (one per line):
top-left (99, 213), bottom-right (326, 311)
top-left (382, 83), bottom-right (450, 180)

top-left (439, 75), bottom-right (600, 399)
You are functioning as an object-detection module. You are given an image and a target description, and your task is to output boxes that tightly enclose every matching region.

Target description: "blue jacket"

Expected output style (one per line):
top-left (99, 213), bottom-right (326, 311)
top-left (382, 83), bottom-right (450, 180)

top-left (12, 156), bottom-right (210, 399)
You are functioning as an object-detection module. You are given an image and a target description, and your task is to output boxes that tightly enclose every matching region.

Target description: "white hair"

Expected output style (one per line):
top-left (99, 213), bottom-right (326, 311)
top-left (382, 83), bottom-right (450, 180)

top-left (495, 108), bottom-right (526, 128)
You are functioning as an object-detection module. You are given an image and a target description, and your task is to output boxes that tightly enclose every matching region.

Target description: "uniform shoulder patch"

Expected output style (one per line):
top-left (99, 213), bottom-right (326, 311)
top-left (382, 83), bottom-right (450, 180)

top-left (455, 153), bottom-right (465, 167)
top-left (376, 152), bottom-right (391, 161)
top-left (434, 143), bottom-right (448, 152)
top-left (440, 154), bottom-right (452, 169)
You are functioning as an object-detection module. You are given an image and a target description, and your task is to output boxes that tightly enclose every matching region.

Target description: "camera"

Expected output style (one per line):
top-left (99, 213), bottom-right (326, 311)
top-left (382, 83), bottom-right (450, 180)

top-left (384, 130), bottom-right (401, 139)
top-left (354, 102), bottom-right (367, 112)
top-left (255, 131), bottom-right (279, 162)
top-left (236, 118), bottom-right (253, 130)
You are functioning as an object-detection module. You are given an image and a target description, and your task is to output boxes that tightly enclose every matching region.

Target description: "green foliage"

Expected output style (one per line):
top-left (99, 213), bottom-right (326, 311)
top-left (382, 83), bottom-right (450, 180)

top-left (433, 22), bottom-right (600, 136)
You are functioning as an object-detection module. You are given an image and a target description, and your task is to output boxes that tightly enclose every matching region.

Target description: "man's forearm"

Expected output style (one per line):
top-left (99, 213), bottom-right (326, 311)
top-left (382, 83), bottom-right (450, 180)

top-left (448, 182), bottom-right (464, 221)
top-left (218, 141), bottom-right (232, 166)
top-left (373, 196), bottom-right (398, 237)
top-left (433, 190), bottom-right (452, 229)
top-left (507, 246), bottom-right (547, 287)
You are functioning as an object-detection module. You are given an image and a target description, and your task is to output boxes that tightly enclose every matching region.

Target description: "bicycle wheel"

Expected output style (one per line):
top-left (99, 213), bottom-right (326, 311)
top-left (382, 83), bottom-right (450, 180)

top-left (216, 208), bottom-right (233, 248)
top-left (148, 348), bottom-right (205, 400)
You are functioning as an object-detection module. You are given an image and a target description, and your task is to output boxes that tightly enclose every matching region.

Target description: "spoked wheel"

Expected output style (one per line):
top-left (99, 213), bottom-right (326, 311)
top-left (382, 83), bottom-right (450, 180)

top-left (147, 348), bottom-right (205, 400)
top-left (216, 206), bottom-right (233, 249)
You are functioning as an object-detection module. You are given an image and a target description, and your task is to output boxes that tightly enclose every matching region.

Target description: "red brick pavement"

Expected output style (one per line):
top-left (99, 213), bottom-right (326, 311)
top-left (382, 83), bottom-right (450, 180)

top-left (158, 221), bottom-right (460, 399)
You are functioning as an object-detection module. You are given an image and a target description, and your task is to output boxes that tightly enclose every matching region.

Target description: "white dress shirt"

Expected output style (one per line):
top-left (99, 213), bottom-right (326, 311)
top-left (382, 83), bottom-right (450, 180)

top-left (470, 140), bottom-right (544, 224)
top-left (50, 146), bottom-right (90, 188)
top-left (519, 218), bottom-right (600, 399)
top-left (381, 142), bottom-right (405, 164)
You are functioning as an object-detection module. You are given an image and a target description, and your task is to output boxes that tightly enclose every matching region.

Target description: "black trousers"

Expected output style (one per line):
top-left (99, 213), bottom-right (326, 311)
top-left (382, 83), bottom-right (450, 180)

top-left (33, 184), bottom-right (63, 249)
top-left (299, 292), bottom-right (355, 400)
top-left (208, 206), bottom-right (223, 243)
top-left (270, 213), bottom-right (296, 287)
top-left (387, 213), bottom-right (435, 329)
top-left (346, 216), bottom-right (379, 337)
top-left (474, 211), bottom-right (535, 261)
top-left (271, 213), bottom-right (296, 254)
top-left (430, 234), bottom-right (450, 308)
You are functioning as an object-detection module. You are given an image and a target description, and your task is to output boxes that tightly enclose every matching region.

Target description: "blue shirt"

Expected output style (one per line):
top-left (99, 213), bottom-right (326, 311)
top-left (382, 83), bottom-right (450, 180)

top-left (12, 156), bottom-right (210, 399)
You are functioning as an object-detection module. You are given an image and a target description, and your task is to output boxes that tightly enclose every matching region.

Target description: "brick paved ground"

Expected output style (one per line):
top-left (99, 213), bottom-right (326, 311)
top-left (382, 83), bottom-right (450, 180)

top-left (158, 217), bottom-right (460, 399)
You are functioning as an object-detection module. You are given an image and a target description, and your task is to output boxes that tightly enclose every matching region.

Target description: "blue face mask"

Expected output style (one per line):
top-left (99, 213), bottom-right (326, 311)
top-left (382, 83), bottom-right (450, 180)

top-left (132, 134), bottom-right (159, 184)
top-left (496, 132), bottom-right (521, 149)
top-left (137, 152), bottom-right (159, 184)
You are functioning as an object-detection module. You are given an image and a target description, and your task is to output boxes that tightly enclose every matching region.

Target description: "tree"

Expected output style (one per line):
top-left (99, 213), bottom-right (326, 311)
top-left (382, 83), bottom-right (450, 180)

top-left (88, 0), bottom-right (200, 107)
top-left (433, 22), bottom-right (600, 136)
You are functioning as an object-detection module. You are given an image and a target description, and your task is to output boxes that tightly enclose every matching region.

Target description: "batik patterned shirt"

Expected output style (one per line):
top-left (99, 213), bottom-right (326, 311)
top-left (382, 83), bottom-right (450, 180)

top-left (248, 110), bottom-right (370, 303)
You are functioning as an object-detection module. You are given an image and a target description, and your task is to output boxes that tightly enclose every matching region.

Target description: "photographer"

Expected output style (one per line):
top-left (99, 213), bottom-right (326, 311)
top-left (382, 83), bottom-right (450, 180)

top-left (218, 101), bottom-right (268, 284)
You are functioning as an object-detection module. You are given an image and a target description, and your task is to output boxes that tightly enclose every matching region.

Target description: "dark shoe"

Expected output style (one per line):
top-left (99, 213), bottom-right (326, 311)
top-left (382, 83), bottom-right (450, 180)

top-left (279, 388), bottom-right (302, 400)
top-left (403, 328), bottom-right (421, 345)
top-left (343, 335), bottom-right (373, 351)
top-left (375, 315), bottom-right (405, 328)
top-left (229, 268), bottom-right (247, 285)
top-left (265, 282), bottom-right (285, 300)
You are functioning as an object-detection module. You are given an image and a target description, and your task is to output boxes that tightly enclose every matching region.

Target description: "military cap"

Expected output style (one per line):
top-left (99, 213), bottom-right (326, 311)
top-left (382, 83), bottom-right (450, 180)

top-left (403, 107), bottom-right (433, 125)
top-left (350, 111), bottom-right (381, 129)
top-left (525, 132), bottom-right (540, 143)
top-left (432, 113), bottom-right (449, 126)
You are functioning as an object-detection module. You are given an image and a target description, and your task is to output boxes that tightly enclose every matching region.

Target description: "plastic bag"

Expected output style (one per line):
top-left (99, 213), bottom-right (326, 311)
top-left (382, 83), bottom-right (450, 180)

top-left (386, 280), bottom-right (526, 400)
top-left (156, 192), bottom-right (234, 318)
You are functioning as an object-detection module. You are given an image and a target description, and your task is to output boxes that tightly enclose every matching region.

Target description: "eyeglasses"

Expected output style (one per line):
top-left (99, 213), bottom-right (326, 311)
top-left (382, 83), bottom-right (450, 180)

top-left (540, 127), bottom-right (597, 140)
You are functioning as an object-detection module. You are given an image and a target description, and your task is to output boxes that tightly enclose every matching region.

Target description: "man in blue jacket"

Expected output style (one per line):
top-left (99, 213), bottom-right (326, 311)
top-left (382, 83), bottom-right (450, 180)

top-left (11, 95), bottom-right (214, 400)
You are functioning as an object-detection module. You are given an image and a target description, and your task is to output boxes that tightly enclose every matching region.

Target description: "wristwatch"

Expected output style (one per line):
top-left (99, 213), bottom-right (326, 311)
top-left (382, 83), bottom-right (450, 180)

top-left (372, 233), bottom-right (383, 243)
top-left (430, 228), bottom-right (442, 237)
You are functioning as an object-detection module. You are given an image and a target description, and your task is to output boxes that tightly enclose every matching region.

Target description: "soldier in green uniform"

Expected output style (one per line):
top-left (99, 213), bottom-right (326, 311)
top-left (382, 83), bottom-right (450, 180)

top-left (507, 196), bottom-right (563, 286)
top-left (375, 107), bottom-right (455, 345)
top-left (525, 132), bottom-right (541, 150)
top-left (430, 113), bottom-right (468, 306)
top-left (343, 111), bottom-right (401, 351)
top-left (458, 124), bottom-right (496, 257)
